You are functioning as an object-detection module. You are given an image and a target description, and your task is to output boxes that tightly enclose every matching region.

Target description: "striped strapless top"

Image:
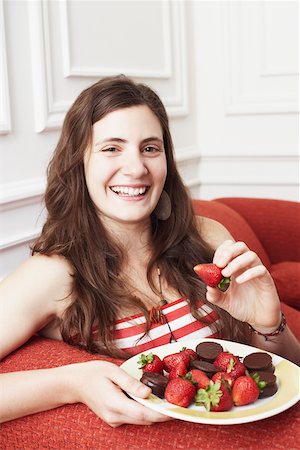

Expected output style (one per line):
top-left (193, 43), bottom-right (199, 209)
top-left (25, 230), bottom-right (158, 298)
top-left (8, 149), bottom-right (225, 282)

top-left (109, 298), bottom-right (220, 356)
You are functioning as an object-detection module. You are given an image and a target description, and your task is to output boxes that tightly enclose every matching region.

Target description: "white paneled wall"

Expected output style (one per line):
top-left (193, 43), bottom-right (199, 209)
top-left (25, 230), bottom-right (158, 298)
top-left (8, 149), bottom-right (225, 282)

top-left (193, 0), bottom-right (299, 201)
top-left (0, 0), bottom-right (299, 279)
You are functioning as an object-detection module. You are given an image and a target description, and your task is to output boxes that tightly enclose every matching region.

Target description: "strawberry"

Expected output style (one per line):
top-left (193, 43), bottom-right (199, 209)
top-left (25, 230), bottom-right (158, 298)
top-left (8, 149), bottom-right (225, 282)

top-left (232, 375), bottom-right (260, 406)
top-left (228, 360), bottom-right (246, 379)
top-left (137, 353), bottom-right (164, 374)
top-left (180, 347), bottom-right (199, 366)
top-left (165, 376), bottom-right (196, 407)
top-left (163, 351), bottom-right (191, 373)
top-left (214, 352), bottom-right (239, 372)
top-left (196, 380), bottom-right (233, 412)
top-left (212, 372), bottom-right (235, 389)
top-left (169, 361), bottom-right (188, 381)
top-left (188, 369), bottom-right (210, 389)
top-left (193, 263), bottom-right (231, 292)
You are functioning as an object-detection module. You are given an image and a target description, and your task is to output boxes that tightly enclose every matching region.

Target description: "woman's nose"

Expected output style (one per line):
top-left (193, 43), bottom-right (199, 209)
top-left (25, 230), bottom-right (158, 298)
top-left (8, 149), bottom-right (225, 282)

top-left (121, 151), bottom-right (148, 178)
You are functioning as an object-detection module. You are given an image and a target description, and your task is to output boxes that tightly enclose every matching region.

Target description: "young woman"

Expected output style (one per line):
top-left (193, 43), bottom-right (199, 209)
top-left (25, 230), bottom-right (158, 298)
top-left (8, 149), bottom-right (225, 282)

top-left (1, 76), bottom-right (299, 427)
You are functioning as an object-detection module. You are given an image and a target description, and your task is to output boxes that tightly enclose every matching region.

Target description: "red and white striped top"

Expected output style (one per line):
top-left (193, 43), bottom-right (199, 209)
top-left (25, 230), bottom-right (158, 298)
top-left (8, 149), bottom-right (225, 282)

top-left (110, 298), bottom-right (220, 356)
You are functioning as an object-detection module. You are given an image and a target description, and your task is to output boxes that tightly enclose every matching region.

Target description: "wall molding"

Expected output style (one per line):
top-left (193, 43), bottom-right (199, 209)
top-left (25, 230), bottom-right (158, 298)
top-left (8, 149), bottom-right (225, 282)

top-left (0, 0), bottom-right (11, 134)
top-left (0, 229), bottom-right (41, 251)
top-left (222, 2), bottom-right (299, 115)
top-left (0, 177), bottom-right (45, 211)
top-left (28, 0), bottom-right (188, 132)
top-left (199, 154), bottom-right (299, 186)
top-left (60, 0), bottom-right (172, 79)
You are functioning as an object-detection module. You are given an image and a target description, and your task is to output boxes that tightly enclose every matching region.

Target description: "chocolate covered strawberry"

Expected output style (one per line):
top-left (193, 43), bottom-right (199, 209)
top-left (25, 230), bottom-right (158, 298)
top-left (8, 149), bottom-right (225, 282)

top-left (137, 353), bottom-right (164, 374)
top-left (196, 380), bottom-right (233, 412)
top-left (193, 263), bottom-right (230, 292)
top-left (232, 375), bottom-right (263, 406)
top-left (165, 376), bottom-right (196, 407)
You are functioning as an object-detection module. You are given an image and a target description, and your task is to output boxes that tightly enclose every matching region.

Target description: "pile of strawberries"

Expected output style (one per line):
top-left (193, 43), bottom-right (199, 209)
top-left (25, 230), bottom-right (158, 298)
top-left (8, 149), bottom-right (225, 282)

top-left (137, 346), bottom-right (268, 412)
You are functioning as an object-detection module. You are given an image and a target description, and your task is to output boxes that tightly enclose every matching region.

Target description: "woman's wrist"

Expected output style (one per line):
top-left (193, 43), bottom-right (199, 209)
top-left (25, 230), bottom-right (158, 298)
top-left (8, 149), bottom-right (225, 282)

top-left (248, 312), bottom-right (286, 341)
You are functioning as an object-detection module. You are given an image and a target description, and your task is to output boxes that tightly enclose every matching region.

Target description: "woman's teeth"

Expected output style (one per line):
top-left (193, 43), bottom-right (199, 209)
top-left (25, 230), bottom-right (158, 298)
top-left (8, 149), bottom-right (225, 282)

top-left (110, 186), bottom-right (147, 196)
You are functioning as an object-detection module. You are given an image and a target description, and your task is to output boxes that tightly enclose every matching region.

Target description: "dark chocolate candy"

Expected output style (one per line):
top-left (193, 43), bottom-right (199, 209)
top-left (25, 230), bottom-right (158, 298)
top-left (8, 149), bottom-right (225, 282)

top-left (140, 372), bottom-right (169, 399)
top-left (250, 371), bottom-right (278, 398)
top-left (259, 383), bottom-right (278, 398)
top-left (196, 341), bottom-right (223, 362)
top-left (191, 359), bottom-right (221, 377)
top-left (243, 352), bottom-right (273, 371)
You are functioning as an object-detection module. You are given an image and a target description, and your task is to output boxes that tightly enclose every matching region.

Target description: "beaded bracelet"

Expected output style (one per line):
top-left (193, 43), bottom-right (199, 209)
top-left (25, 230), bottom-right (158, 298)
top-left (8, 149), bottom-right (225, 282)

top-left (248, 313), bottom-right (286, 341)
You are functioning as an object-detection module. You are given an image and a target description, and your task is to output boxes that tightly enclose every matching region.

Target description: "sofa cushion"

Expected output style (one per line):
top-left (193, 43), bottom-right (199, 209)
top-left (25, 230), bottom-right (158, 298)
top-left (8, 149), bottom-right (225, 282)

top-left (215, 198), bottom-right (300, 265)
top-left (271, 262), bottom-right (300, 311)
top-left (192, 199), bottom-right (270, 268)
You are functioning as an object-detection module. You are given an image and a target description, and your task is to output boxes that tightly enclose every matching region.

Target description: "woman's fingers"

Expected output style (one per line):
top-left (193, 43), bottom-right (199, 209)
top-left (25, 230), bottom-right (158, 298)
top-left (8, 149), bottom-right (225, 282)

top-left (221, 250), bottom-right (261, 278)
top-left (213, 240), bottom-right (250, 268)
top-left (102, 383), bottom-right (171, 427)
top-left (109, 366), bottom-right (151, 398)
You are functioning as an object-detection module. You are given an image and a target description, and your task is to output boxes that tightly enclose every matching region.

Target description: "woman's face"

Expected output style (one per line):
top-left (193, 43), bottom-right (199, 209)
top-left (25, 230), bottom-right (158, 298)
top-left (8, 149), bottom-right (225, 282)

top-left (84, 105), bottom-right (167, 227)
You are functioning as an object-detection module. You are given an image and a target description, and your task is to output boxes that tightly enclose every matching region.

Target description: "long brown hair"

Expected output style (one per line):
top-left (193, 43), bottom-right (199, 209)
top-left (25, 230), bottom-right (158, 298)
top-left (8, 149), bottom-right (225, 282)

top-left (32, 76), bottom-right (245, 357)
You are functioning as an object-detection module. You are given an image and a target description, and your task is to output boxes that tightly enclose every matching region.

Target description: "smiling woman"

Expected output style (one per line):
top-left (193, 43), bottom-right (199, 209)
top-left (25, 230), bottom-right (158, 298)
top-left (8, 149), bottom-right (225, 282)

top-left (84, 105), bottom-right (167, 225)
top-left (0, 75), bottom-right (299, 428)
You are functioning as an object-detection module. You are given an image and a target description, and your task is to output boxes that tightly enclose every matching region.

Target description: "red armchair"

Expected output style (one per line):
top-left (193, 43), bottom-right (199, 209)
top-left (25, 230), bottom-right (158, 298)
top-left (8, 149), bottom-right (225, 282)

top-left (1, 197), bottom-right (299, 450)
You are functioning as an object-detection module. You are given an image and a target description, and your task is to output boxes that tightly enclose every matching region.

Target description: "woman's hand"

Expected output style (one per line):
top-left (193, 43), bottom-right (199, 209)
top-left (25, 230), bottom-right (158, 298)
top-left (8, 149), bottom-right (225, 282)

top-left (206, 240), bottom-right (282, 333)
top-left (70, 360), bottom-right (171, 427)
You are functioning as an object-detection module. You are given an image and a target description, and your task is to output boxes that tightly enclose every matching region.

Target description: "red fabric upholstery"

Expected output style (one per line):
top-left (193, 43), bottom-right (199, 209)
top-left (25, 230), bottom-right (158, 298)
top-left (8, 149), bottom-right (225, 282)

top-left (1, 197), bottom-right (299, 449)
top-left (1, 335), bottom-right (300, 450)
top-left (214, 198), bottom-right (300, 264)
top-left (271, 262), bottom-right (300, 310)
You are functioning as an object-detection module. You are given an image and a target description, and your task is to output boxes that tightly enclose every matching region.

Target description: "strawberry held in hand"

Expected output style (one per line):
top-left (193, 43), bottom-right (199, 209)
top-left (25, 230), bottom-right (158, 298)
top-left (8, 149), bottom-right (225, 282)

top-left (193, 263), bottom-right (231, 292)
top-left (164, 376), bottom-right (196, 408)
top-left (137, 353), bottom-right (164, 374)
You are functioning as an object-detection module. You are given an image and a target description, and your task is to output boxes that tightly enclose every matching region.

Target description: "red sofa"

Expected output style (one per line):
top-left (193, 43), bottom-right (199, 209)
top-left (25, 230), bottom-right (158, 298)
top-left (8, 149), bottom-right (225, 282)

top-left (1, 197), bottom-right (299, 450)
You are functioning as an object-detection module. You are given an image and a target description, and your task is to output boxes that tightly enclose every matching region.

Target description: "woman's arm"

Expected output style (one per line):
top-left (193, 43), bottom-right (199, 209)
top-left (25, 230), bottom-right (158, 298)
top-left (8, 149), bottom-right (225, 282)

top-left (0, 361), bottom-right (169, 426)
top-left (0, 255), bottom-right (169, 425)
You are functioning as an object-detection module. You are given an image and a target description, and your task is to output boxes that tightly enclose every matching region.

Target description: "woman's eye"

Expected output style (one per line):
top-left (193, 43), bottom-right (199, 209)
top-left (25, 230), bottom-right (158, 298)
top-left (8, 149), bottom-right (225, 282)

top-left (143, 146), bottom-right (160, 153)
top-left (102, 147), bottom-right (118, 153)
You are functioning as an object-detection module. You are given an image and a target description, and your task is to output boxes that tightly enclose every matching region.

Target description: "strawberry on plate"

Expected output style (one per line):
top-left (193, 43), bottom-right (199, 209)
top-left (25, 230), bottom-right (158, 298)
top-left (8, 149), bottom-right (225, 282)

top-left (163, 351), bottom-right (191, 373)
top-left (193, 263), bottom-right (231, 292)
top-left (232, 375), bottom-right (261, 406)
top-left (188, 369), bottom-right (210, 389)
top-left (165, 376), bottom-right (196, 408)
top-left (180, 347), bottom-right (199, 365)
top-left (214, 352), bottom-right (240, 372)
top-left (137, 353), bottom-right (164, 374)
top-left (212, 372), bottom-right (235, 389)
top-left (196, 380), bottom-right (233, 412)
top-left (169, 361), bottom-right (188, 381)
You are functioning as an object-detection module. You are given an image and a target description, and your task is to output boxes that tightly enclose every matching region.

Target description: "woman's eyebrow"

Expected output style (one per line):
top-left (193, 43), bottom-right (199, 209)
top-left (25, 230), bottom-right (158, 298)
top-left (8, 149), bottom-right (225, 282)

top-left (95, 136), bottom-right (164, 146)
top-left (95, 137), bottom-right (128, 146)
top-left (142, 137), bottom-right (164, 145)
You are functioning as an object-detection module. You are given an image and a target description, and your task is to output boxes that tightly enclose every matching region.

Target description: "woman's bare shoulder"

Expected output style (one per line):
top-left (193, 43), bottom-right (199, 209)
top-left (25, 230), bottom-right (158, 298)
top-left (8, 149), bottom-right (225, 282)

top-left (196, 216), bottom-right (234, 250)
top-left (1, 254), bottom-right (74, 315)
top-left (0, 254), bottom-right (74, 358)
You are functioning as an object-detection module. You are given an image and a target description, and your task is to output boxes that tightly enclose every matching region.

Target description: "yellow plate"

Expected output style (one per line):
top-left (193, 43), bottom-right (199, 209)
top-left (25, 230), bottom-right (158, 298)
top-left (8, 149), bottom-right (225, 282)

top-left (120, 338), bottom-right (300, 425)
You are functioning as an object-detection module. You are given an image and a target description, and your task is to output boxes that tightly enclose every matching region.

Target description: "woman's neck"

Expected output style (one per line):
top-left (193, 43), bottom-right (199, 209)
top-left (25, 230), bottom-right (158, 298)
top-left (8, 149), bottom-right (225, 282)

top-left (101, 215), bottom-right (153, 266)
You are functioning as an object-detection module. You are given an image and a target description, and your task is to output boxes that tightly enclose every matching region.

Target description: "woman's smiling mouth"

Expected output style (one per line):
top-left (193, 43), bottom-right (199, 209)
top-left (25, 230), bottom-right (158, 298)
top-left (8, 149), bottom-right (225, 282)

top-left (109, 185), bottom-right (149, 198)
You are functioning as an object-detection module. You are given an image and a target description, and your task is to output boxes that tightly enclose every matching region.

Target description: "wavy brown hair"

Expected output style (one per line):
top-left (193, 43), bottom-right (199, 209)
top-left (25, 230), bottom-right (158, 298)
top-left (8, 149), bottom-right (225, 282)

top-left (32, 76), bottom-right (246, 357)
